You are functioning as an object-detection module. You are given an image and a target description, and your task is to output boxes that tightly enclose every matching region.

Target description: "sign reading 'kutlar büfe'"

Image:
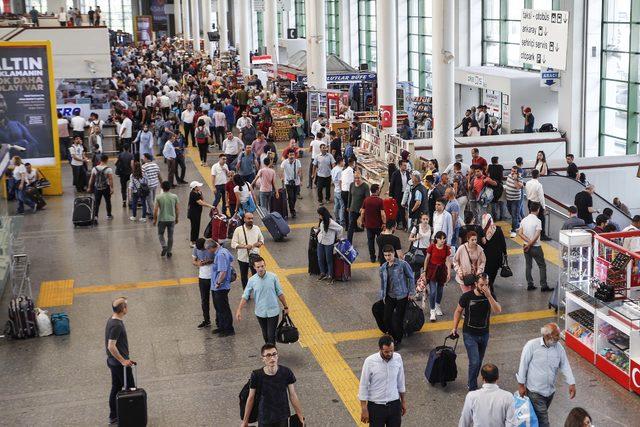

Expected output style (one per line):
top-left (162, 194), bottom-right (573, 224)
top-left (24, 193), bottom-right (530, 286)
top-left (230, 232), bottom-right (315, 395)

top-left (520, 9), bottom-right (569, 70)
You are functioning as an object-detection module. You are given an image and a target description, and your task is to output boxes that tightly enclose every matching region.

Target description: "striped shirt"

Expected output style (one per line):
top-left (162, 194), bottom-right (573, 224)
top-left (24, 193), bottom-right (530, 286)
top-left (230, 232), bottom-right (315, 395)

top-left (142, 161), bottom-right (161, 188)
top-left (504, 175), bottom-right (522, 201)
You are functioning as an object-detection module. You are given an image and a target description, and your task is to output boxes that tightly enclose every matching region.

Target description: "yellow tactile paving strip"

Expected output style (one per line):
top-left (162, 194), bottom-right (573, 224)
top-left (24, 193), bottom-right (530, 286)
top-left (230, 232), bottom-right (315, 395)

top-left (33, 149), bottom-right (564, 426)
top-left (36, 280), bottom-right (74, 307)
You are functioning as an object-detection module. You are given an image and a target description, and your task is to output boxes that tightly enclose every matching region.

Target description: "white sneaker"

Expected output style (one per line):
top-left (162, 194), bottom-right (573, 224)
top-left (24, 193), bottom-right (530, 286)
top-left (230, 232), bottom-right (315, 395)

top-left (139, 217), bottom-right (147, 223)
top-left (129, 216), bottom-right (136, 221)
top-left (430, 309), bottom-right (436, 322)
top-left (510, 231), bottom-right (516, 238)
top-left (435, 304), bottom-right (443, 316)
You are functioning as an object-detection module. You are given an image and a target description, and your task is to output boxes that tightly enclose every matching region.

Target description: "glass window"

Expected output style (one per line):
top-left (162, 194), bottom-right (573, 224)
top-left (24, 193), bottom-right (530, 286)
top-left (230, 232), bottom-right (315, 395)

top-left (406, 0), bottom-right (433, 95)
top-left (294, 0), bottom-right (306, 38)
top-left (326, 0), bottom-right (340, 55)
top-left (358, 0), bottom-right (376, 71)
top-left (25, 0), bottom-right (48, 13)
top-left (89, 0), bottom-right (133, 33)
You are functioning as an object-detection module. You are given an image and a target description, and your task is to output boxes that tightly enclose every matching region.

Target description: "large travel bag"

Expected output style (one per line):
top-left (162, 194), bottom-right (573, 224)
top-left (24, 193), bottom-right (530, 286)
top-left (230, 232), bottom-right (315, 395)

top-left (270, 188), bottom-right (288, 219)
top-left (308, 227), bottom-right (320, 275)
top-left (72, 196), bottom-right (95, 226)
top-left (372, 300), bottom-right (386, 333)
top-left (403, 300), bottom-right (425, 336)
top-left (116, 364), bottom-right (147, 427)
top-left (276, 311), bottom-right (299, 344)
top-left (383, 198), bottom-right (399, 222)
top-left (425, 335), bottom-right (459, 387)
top-left (332, 254), bottom-right (352, 281)
top-left (257, 207), bottom-right (290, 241)
top-left (4, 296), bottom-right (38, 339)
top-left (205, 208), bottom-right (229, 241)
top-left (239, 369), bottom-right (261, 423)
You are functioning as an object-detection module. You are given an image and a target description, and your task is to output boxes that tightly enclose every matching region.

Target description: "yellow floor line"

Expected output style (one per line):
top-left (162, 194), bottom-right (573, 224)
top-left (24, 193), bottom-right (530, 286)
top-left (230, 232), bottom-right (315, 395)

top-left (259, 222), bottom-right (317, 232)
top-left (281, 261), bottom-right (379, 276)
top-left (73, 277), bottom-right (198, 295)
top-left (188, 146), bottom-right (367, 425)
top-left (36, 280), bottom-right (74, 307)
top-left (332, 309), bottom-right (556, 343)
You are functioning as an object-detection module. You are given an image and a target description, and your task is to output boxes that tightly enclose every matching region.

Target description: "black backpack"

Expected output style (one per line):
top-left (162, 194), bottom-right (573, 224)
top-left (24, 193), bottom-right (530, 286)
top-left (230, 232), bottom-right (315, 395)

top-left (539, 123), bottom-right (556, 132)
top-left (403, 300), bottom-right (425, 336)
top-left (276, 312), bottom-right (299, 344)
top-left (239, 369), bottom-right (262, 423)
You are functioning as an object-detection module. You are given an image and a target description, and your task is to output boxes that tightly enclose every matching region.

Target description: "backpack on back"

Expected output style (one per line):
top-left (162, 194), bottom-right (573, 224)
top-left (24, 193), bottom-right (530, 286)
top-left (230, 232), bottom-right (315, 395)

top-left (94, 167), bottom-right (109, 190)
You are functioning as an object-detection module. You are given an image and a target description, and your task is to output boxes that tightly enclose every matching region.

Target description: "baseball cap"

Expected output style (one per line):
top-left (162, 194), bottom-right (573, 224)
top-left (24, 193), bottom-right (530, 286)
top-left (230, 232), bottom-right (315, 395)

top-left (455, 154), bottom-right (463, 161)
top-left (189, 181), bottom-right (203, 189)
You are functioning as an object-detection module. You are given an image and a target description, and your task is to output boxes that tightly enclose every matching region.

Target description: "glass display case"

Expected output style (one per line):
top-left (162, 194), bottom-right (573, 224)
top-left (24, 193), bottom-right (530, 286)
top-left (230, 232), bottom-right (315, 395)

top-left (595, 293), bottom-right (640, 392)
top-left (565, 284), bottom-right (599, 363)
top-left (558, 230), bottom-right (593, 328)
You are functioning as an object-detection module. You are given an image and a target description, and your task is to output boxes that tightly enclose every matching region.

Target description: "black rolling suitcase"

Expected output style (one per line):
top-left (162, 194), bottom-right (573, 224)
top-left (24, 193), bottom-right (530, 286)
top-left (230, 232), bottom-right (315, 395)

top-left (425, 335), bottom-right (459, 387)
top-left (72, 196), bottom-right (95, 226)
top-left (372, 300), bottom-right (386, 333)
top-left (4, 296), bottom-right (38, 339)
top-left (116, 364), bottom-right (147, 427)
top-left (308, 227), bottom-right (320, 275)
top-left (270, 188), bottom-right (288, 219)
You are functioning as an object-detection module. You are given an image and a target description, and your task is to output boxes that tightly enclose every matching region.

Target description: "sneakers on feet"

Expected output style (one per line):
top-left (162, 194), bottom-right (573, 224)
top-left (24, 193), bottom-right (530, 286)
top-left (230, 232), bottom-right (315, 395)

top-left (435, 304), bottom-right (443, 316)
top-left (510, 231), bottom-right (516, 238)
top-left (218, 330), bottom-right (235, 337)
top-left (430, 309), bottom-right (436, 322)
top-left (318, 274), bottom-right (326, 281)
top-left (167, 252), bottom-right (172, 258)
top-left (527, 285), bottom-right (537, 291)
top-left (211, 328), bottom-right (222, 334)
top-left (129, 216), bottom-right (136, 221)
top-left (161, 247), bottom-right (168, 256)
top-left (139, 218), bottom-right (147, 223)
top-left (107, 215), bottom-right (113, 220)
top-left (541, 286), bottom-right (554, 292)
top-left (197, 321), bottom-right (211, 329)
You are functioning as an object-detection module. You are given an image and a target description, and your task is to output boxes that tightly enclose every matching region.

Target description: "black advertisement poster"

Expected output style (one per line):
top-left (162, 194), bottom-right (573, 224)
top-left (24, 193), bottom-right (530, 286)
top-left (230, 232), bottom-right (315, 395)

top-left (0, 43), bottom-right (56, 164)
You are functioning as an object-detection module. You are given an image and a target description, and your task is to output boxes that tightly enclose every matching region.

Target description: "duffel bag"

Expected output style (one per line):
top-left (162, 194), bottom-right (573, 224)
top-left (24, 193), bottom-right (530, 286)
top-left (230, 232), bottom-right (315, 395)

top-left (403, 300), bottom-right (425, 336)
top-left (276, 311), bottom-right (299, 344)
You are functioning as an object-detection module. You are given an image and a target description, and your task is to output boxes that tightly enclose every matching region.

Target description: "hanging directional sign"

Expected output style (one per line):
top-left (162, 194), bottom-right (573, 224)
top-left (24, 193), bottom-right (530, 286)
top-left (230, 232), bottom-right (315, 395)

top-left (520, 9), bottom-right (569, 70)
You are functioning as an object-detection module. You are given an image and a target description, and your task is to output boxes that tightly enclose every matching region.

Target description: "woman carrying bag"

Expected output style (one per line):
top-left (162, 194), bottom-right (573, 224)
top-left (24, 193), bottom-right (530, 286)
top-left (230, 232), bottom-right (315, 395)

top-left (316, 206), bottom-right (343, 285)
top-left (233, 174), bottom-right (257, 218)
top-left (480, 213), bottom-right (507, 297)
top-left (407, 212), bottom-right (432, 276)
top-left (453, 230), bottom-right (486, 292)
top-left (421, 231), bottom-right (452, 322)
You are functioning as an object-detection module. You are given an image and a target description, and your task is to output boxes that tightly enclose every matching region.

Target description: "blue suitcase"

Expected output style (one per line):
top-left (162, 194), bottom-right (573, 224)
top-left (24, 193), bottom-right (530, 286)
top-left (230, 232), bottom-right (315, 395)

top-left (257, 207), bottom-right (290, 241)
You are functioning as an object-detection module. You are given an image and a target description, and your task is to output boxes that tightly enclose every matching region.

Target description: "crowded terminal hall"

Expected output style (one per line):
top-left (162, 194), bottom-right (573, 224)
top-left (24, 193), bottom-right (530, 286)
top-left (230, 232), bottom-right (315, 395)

top-left (1, 1), bottom-right (639, 426)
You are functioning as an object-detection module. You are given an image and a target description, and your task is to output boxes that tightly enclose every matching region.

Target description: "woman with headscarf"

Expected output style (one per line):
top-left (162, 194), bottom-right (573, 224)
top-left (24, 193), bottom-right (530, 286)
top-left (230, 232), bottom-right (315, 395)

top-left (316, 206), bottom-right (343, 285)
top-left (481, 213), bottom-right (507, 296)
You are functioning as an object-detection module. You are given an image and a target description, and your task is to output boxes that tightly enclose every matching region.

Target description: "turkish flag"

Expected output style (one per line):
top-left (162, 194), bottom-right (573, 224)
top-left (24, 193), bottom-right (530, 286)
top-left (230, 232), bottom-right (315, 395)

top-left (380, 105), bottom-right (393, 128)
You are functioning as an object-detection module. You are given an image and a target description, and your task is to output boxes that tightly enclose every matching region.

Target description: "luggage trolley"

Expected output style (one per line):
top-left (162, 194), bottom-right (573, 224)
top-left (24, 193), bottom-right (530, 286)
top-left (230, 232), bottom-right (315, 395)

top-left (10, 253), bottom-right (32, 299)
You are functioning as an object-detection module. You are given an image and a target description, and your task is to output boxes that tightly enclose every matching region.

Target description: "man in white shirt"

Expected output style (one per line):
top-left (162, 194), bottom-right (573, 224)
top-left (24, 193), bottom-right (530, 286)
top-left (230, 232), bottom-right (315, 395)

top-left (70, 110), bottom-right (86, 141)
top-left (358, 335), bottom-right (407, 425)
top-left (158, 92), bottom-right (171, 118)
top-left (211, 154), bottom-right (230, 215)
top-left (331, 157), bottom-right (345, 226)
top-left (622, 215), bottom-right (640, 253)
top-left (118, 114), bottom-right (133, 152)
top-left (181, 103), bottom-right (196, 147)
top-left (69, 136), bottom-right (88, 192)
top-left (459, 364), bottom-right (515, 427)
top-left (222, 132), bottom-right (244, 169)
top-left (280, 150), bottom-right (302, 218)
top-left (443, 154), bottom-right (470, 177)
top-left (341, 157), bottom-right (356, 222)
top-left (525, 169), bottom-right (551, 241)
top-left (517, 201), bottom-right (551, 292)
top-left (235, 110), bottom-right (252, 133)
top-left (310, 113), bottom-right (325, 138)
top-left (230, 212), bottom-right (264, 289)
top-left (307, 132), bottom-right (326, 189)
top-left (162, 135), bottom-right (177, 187)
top-left (476, 105), bottom-right (486, 135)
top-left (144, 92), bottom-right (157, 109)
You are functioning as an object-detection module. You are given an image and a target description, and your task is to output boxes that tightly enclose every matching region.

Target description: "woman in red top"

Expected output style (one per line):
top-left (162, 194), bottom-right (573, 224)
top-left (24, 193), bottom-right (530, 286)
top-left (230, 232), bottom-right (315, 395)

top-left (421, 231), bottom-right (451, 322)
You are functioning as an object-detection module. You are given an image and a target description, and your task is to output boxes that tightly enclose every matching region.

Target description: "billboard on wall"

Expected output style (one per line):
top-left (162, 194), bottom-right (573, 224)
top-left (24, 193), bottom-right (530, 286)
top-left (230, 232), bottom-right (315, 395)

top-left (135, 16), bottom-right (154, 44)
top-left (0, 42), bottom-right (59, 165)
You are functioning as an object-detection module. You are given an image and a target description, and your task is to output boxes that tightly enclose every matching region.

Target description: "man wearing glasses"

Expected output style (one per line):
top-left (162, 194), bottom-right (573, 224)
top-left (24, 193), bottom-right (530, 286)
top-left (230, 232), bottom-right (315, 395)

top-left (241, 343), bottom-right (305, 427)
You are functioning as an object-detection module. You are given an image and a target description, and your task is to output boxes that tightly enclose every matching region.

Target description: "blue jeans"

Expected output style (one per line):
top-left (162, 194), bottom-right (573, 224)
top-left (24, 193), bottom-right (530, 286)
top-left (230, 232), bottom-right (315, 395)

top-left (130, 192), bottom-right (147, 218)
top-left (213, 184), bottom-right (226, 215)
top-left (259, 191), bottom-right (271, 212)
top-left (507, 200), bottom-right (521, 232)
top-left (428, 280), bottom-right (444, 309)
top-left (317, 243), bottom-right (334, 277)
top-left (333, 191), bottom-right (345, 226)
top-left (16, 186), bottom-right (35, 213)
top-left (463, 332), bottom-right (490, 391)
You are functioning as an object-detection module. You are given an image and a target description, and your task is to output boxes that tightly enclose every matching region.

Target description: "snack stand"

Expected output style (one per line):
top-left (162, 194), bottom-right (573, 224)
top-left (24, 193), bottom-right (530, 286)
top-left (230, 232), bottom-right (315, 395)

top-left (559, 229), bottom-right (640, 394)
top-left (270, 105), bottom-right (298, 142)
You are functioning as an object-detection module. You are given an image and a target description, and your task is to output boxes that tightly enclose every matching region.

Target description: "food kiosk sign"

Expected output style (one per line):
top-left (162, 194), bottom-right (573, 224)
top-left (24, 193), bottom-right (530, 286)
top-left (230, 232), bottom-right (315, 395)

top-left (520, 9), bottom-right (569, 70)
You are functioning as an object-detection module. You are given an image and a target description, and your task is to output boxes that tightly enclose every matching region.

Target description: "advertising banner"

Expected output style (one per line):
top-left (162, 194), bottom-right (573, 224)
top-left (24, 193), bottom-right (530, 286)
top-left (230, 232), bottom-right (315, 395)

top-left (0, 43), bottom-right (58, 165)
top-left (135, 16), bottom-right (154, 44)
top-left (150, 0), bottom-right (168, 34)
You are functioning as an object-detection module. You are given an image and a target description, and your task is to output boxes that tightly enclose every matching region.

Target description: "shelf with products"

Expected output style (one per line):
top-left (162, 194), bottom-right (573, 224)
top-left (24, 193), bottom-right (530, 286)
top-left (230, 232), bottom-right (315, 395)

top-left (412, 96), bottom-right (432, 124)
top-left (565, 290), bottom-right (597, 361)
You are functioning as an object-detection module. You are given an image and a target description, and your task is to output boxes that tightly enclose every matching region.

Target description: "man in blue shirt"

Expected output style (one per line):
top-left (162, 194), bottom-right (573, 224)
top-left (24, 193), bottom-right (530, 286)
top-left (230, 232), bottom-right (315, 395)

top-left (223, 99), bottom-right (235, 132)
top-left (235, 256), bottom-right (290, 344)
top-left (379, 245), bottom-right (415, 348)
top-left (207, 239), bottom-right (235, 336)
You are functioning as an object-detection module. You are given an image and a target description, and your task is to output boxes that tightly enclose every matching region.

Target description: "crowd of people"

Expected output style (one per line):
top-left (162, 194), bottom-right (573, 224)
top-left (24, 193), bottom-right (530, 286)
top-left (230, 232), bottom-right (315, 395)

top-left (47, 37), bottom-right (626, 426)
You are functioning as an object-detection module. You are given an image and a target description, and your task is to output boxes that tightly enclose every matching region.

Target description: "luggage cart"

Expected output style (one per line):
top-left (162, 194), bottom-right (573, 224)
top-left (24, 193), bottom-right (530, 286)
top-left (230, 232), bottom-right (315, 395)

top-left (10, 253), bottom-right (32, 299)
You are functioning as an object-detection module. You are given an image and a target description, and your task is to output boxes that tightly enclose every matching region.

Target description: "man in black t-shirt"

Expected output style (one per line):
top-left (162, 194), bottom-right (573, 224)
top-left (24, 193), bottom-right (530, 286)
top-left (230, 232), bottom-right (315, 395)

top-left (565, 154), bottom-right (578, 179)
top-left (105, 297), bottom-right (135, 425)
top-left (329, 130), bottom-right (342, 159)
top-left (376, 220), bottom-right (403, 264)
top-left (451, 273), bottom-right (502, 391)
top-left (242, 344), bottom-right (304, 427)
top-left (574, 185), bottom-right (597, 227)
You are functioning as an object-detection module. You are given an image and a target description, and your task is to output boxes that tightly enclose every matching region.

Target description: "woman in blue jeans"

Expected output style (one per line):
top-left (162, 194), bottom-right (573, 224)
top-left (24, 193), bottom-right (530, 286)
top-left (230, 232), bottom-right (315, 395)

top-left (128, 162), bottom-right (148, 221)
top-left (316, 207), bottom-right (343, 285)
top-left (421, 231), bottom-right (452, 322)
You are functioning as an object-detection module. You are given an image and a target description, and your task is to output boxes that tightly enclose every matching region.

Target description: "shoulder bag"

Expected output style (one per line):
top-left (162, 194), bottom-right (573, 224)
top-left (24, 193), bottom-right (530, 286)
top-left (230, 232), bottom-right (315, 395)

top-left (242, 225), bottom-right (260, 266)
top-left (276, 311), bottom-right (299, 344)
top-left (500, 252), bottom-right (513, 278)
top-left (462, 244), bottom-right (478, 283)
top-left (405, 231), bottom-right (426, 269)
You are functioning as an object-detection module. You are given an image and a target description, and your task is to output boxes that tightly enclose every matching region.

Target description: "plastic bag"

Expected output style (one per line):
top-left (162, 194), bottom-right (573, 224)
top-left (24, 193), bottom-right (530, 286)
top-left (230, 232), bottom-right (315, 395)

top-left (35, 308), bottom-right (53, 337)
top-left (513, 392), bottom-right (539, 427)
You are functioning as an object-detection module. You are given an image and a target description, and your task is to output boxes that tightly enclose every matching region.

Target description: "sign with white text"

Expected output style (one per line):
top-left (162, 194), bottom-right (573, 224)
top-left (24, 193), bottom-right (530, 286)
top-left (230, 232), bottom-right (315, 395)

top-left (520, 9), bottom-right (569, 70)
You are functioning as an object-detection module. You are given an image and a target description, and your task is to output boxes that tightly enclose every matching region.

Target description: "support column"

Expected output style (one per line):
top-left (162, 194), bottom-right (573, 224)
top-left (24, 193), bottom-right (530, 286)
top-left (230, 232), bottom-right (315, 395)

top-left (376, 0), bottom-right (397, 134)
top-left (557, 0), bottom-right (585, 156)
top-left (190, 0), bottom-right (201, 51)
top-left (339, 0), bottom-right (351, 65)
top-left (264, 0), bottom-right (278, 73)
top-left (201, 0), bottom-right (212, 56)
top-left (305, 0), bottom-right (327, 89)
top-left (217, 0), bottom-right (229, 52)
top-left (432, 0), bottom-right (455, 168)
top-left (280, 7), bottom-right (289, 39)
top-left (174, 0), bottom-right (182, 36)
top-left (238, 0), bottom-right (251, 75)
top-left (182, 0), bottom-right (190, 40)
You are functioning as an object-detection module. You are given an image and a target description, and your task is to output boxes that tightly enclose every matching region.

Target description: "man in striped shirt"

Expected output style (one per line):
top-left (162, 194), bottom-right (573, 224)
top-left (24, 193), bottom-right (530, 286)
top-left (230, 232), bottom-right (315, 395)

top-left (504, 166), bottom-right (524, 238)
top-left (142, 153), bottom-right (162, 219)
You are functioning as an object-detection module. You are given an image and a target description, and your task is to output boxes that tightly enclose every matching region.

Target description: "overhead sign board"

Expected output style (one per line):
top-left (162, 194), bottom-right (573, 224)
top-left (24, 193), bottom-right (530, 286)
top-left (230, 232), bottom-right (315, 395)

top-left (540, 69), bottom-right (561, 87)
top-left (520, 9), bottom-right (569, 70)
top-left (299, 73), bottom-right (377, 85)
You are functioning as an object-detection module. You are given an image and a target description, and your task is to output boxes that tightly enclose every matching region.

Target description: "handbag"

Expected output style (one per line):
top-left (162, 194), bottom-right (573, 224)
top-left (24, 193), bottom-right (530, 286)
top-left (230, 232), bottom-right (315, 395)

top-left (276, 311), bottom-right (299, 344)
top-left (289, 414), bottom-right (304, 427)
top-left (500, 253), bottom-right (513, 278)
top-left (405, 245), bottom-right (426, 269)
top-left (244, 193), bottom-right (257, 213)
top-left (242, 225), bottom-right (261, 266)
